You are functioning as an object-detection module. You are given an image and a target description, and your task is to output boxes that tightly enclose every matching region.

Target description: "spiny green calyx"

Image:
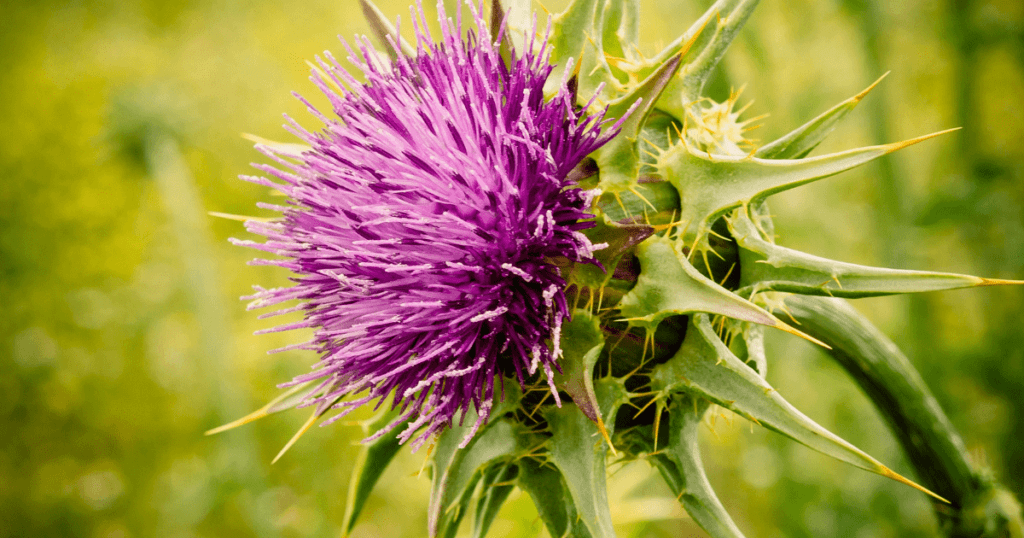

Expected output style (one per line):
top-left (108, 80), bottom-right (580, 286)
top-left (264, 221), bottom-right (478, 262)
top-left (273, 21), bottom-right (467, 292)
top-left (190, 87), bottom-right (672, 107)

top-left (328, 0), bottom-right (1024, 537)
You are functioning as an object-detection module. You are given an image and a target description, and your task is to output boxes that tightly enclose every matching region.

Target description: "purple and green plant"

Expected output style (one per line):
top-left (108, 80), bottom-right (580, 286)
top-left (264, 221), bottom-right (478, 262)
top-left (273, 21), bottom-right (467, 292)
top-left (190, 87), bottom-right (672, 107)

top-left (211, 0), bottom-right (1024, 536)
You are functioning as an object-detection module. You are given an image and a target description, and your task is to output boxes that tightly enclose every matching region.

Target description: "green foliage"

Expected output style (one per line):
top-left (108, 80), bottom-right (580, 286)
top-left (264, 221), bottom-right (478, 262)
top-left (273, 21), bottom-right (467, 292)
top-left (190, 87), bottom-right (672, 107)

top-left (4, 0), bottom-right (1024, 537)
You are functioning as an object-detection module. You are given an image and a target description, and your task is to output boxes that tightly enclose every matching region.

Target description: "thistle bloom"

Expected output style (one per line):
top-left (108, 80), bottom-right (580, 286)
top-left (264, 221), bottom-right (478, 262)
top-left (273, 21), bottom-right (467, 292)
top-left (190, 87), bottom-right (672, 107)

top-left (235, 1), bottom-right (618, 448)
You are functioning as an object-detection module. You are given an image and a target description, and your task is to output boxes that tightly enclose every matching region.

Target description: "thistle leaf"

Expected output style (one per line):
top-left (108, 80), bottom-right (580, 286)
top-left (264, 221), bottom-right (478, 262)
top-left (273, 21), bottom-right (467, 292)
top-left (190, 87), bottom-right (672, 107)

top-left (342, 407), bottom-right (408, 536)
top-left (573, 210), bottom-right (654, 290)
top-left (470, 461), bottom-right (519, 538)
top-left (728, 211), bottom-right (1023, 298)
top-left (755, 73), bottom-right (888, 159)
top-left (662, 395), bottom-right (749, 538)
top-left (430, 418), bottom-right (523, 537)
top-left (428, 384), bottom-right (523, 536)
top-left (544, 379), bottom-right (630, 538)
top-left (596, 178), bottom-right (680, 227)
top-left (554, 310), bottom-right (609, 434)
top-left (617, 234), bottom-right (827, 347)
top-left (659, 128), bottom-right (960, 245)
top-left (548, 0), bottom-right (619, 100)
top-left (650, 314), bottom-right (948, 503)
top-left (358, 0), bottom-right (416, 58)
top-left (595, 52), bottom-right (684, 194)
top-left (649, 0), bottom-right (761, 119)
top-left (517, 458), bottom-right (595, 538)
top-left (602, 0), bottom-right (640, 61)
top-left (726, 318), bottom-right (767, 377)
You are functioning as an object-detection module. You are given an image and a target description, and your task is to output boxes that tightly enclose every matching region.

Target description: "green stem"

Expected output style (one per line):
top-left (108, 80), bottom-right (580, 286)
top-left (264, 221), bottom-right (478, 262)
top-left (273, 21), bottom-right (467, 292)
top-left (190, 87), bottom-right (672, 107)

top-left (784, 295), bottom-right (1023, 538)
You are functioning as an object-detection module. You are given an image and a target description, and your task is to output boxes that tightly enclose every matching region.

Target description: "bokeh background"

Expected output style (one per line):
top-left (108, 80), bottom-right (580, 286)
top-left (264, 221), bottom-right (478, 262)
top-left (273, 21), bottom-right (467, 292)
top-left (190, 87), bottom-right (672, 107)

top-left (2, 0), bottom-right (1022, 536)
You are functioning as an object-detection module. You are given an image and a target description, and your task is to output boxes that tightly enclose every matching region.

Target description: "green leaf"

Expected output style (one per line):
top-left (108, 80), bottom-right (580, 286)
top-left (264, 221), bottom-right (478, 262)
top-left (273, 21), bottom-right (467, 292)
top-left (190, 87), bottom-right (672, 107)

top-left (553, 310), bottom-right (608, 431)
top-left (601, 0), bottom-right (640, 61)
top-left (594, 52), bottom-right (684, 194)
top-left (573, 211), bottom-right (653, 290)
top-left (548, 0), bottom-right (620, 100)
top-left (663, 395), bottom-right (748, 538)
top-left (616, 234), bottom-right (825, 346)
top-left (544, 379), bottom-right (629, 538)
top-left (341, 406), bottom-right (408, 536)
top-left (428, 384), bottom-right (523, 536)
top-left (358, 0), bottom-right (416, 58)
top-left (471, 461), bottom-right (519, 538)
top-left (648, 0), bottom-right (761, 119)
top-left (431, 418), bottom-right (524, 537)
top-left (755, 73), bottom-right (888, 159)
top-left (596, 178), bottom-right (679, 227)
top-left (726, 318), bottom-right (767, 377)
top-left (650, 314), bottom-right (947, 502)
top-left (616, 414), bottom-right (747, 538)
top-left (658, 128), bottom-right (958, 246)
top-left (517, 457), bottom-right (594, 538)
top-left (728, 211), bottom-right (1023, 298)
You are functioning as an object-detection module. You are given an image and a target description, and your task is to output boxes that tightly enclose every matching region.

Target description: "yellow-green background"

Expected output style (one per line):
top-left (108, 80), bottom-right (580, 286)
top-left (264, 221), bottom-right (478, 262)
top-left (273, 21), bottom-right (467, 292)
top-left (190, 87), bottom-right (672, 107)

top-left (2, 0), bottom-right (1022, 536)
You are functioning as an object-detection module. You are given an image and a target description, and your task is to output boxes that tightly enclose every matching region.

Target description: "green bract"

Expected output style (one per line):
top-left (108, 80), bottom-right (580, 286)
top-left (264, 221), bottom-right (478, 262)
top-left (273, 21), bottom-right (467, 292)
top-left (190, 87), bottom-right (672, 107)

top-left (340, 0), bottom-right (1024, 536)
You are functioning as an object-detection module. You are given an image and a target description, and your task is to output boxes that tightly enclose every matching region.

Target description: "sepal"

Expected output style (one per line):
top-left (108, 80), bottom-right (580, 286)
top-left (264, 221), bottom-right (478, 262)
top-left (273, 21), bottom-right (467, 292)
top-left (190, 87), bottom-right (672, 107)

top-left (554, 310), bottom-right (610, 435)
top-left (517, 457), bottom-right (595, 538)
top-left (617, 235), bottom-right (826, 346)
top-left (544, 378), bottom-right (630, 538)
top-left (662, 395), bottom-right (748, 538)
top-left (359, 0), bottom-right (416, 58)
top-left (728, 211), bottom-right (1023, 298)
top-left (649, 314), bottom-right (947, 502)
top-left (342, 406), bottom-right (409, 536)
top-left (547, 0), bottom-right (620, 100)
top-left (594, 52), bottom-right (684, 194)
top-left (755, 73), bottom-right (888, 159)
top-left (649, 0), bottom-right (761, 120)
top-left (470, 460), bottom-right (519, 538)
top-left (428, 384), bottom-right (524, 536)
top-left (656, 128), bottom-right (959, 247)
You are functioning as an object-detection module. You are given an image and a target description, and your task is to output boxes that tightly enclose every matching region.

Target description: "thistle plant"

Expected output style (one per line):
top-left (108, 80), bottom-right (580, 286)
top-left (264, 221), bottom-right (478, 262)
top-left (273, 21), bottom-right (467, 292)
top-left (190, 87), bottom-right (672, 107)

top-left (213, 0), bottom-right (1024, 536)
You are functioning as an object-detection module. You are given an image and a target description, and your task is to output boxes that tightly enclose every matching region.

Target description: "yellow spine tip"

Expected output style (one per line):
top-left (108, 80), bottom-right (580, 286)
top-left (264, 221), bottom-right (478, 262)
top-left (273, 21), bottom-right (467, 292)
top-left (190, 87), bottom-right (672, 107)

top-left (979, 277), bottom-right (1024, 287)
top-left (852, 71), bottom-right (890, 103)
top-left (881, 466), bottom-right (951, 504)
top-left (272, 412), bottom-right (320, 464)
top-left (885, 127), bottom-right (962, 152)
top-left (774, 320), bottom-right (832, 350)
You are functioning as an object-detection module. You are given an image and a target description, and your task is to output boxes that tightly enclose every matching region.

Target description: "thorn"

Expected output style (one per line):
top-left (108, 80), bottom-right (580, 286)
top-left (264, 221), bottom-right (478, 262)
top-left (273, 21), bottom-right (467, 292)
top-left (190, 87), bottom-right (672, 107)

top-left (978, 277), bottom-right (1024, 286)
top-left (632, 394), bottom-right (661, 420)
top-left (628, 186), bottom-right (658, 211)
top-left (772, 319), bottom-right (832, 350)
top-left (880, 466), bottom-right (951, 505)
top-left (208, 211), bottom-right (276, 223)
top-left (206, 383), bottom-right (310, 435)
top-left (853, 71), bottom-right (890, 103)
top-left (272, 411), bottom-right (319, 464)
top-left (884, 127), bottom-right (961, 153)
top-left (652, 400), bottom-right (663, 452)
top-left (678, 9), bottom-right (715, 58)
top-left (306, 60), bottom-right (344, 95)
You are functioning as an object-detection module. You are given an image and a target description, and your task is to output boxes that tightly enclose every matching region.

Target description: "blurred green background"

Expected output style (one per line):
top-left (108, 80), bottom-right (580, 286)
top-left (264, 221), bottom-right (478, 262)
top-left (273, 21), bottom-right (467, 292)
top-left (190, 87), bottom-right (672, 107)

top-left (2, 0), bottom-right (1022, 536)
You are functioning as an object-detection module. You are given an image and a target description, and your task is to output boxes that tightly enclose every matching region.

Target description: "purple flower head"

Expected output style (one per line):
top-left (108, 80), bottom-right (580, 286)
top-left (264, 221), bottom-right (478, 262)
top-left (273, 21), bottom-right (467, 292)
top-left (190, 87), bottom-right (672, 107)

top-left (236, 0), bottom-right (620, 449)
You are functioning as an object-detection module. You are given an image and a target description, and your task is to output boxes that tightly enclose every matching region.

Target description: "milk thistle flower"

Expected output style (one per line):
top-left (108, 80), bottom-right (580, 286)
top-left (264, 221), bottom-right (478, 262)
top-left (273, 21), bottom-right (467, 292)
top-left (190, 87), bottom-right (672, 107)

top-left (216, 0), bottom-right (1024, 536)
top-left (233, 1), bottom-right (617, 449)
